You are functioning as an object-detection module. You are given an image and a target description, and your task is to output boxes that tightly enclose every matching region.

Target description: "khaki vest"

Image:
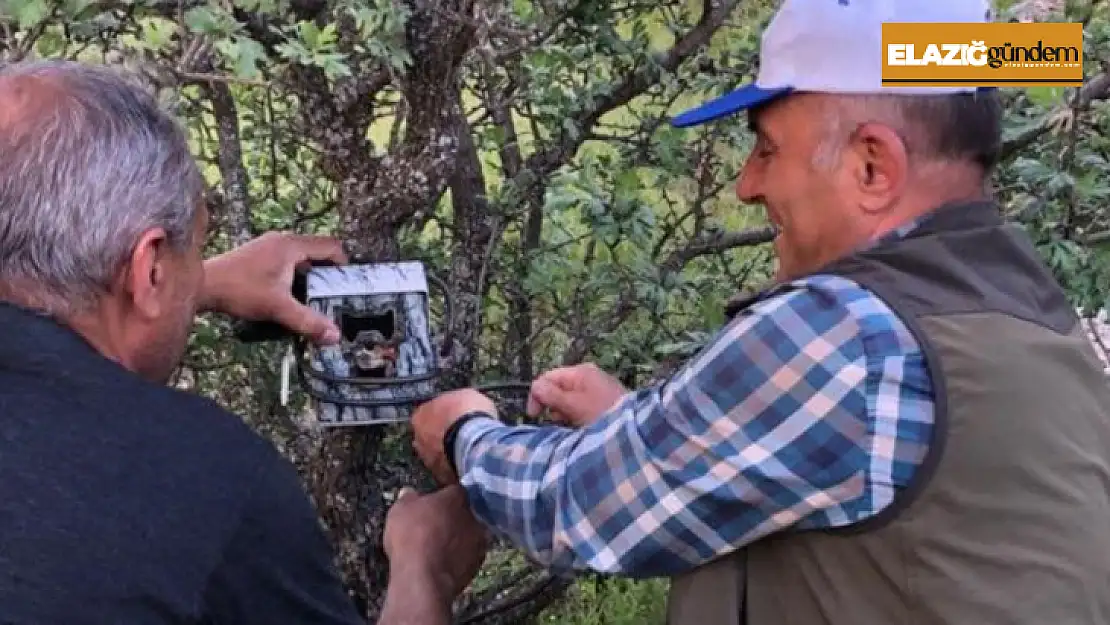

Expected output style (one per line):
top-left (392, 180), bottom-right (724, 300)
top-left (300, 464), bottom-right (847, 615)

top-left (667, 200), bottom-right (1110, 625)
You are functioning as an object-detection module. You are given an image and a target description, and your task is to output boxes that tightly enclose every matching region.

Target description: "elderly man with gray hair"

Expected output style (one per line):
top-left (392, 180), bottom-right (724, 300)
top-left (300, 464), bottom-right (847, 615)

top-left (0, 59), bottom-right (486, 624)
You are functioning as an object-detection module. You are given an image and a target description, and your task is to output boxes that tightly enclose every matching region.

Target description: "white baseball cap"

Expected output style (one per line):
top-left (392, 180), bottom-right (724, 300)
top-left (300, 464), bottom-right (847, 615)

top-left (670, 0), bottom-right (995, 128)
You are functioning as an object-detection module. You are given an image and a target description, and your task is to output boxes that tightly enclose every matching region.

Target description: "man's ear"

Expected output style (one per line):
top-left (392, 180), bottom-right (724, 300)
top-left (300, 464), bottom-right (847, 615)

top-left (122, 227), bottom-right (172, 320)
top-left (846, 122), bottom-right (908, 214)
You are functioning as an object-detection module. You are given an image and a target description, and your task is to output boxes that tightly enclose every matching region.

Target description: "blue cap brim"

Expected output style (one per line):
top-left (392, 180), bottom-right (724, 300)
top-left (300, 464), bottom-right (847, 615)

top-left (670, 84), bottom-right (793, 128)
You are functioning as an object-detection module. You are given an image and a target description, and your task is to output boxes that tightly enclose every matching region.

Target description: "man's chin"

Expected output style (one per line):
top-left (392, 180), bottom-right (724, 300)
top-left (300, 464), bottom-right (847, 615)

top-left (771, 239), bottom-right (792, 283)
top-left (771, 254), bottom-right (807, 285)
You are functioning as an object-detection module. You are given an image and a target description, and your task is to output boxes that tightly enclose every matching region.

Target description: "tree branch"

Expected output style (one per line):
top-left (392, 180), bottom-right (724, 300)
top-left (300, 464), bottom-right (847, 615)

top-left (663, 226), bottom-right (777, 270)
top-left (9, 0), bottom-right (57, 61)
top-left (180, 71), bottom-right (269, 88)
top-left (202, 80), bottom-right (254, 246)
top-left (1000, 64), bottom-right (1110, 161)
top-left (457, 572), bottom-right (573, 625)
top-left (445, 83), bottom-right (498, 385)
top-left (336, 0), bottom-right (479, 259)
top-left (514, 0), bottom-right (742, 185)
top-left (560, 280), bottom-right (638, 365)
top-left (558, 225), bottom-right (771, 364)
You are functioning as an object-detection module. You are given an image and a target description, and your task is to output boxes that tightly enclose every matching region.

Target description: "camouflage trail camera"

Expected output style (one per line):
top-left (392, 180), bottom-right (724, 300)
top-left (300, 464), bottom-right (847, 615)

top-left (233, 259), bottom-right (529, 426)
top-left (297, 261), bottom-right (440, 425)
top-left (234, 260), bottom-right (448, 426)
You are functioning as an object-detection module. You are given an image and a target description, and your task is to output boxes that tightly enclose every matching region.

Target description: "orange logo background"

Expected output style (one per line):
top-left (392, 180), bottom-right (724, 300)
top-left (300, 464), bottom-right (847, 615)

top-left (881, 22), bottom-right (1084, 87)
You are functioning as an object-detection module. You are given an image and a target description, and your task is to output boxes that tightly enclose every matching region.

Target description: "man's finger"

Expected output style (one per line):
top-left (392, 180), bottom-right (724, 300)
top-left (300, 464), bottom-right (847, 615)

top-left (527, 367), bottom-right (581, 416)
top-left (528, 378), bottom-right (576, 421)
top-left (274, 299), bottom-right (341, 344)
top-left (526, 389), bottom-right (543, 417)
top-left (288, 234), bottom-right (349, 267)
top-left (536, 366), bottom-right (581, 388)
top-left (527, 381), bottom-right (551, 417)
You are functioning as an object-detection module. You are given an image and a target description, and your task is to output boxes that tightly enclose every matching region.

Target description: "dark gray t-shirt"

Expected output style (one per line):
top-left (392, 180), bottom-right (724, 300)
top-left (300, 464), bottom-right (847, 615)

top-left (0, 303), bottom-right (365, 624)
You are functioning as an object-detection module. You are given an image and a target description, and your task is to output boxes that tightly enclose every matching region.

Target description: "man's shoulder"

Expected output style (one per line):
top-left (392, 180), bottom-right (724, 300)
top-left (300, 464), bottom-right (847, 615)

top-left (133, 379), bottom-right (290, 470)
top-left (147, 381), bottom-right (256, 433)
top-left (717, 276), bottom-right (937, 517)
top-left (732, 273), bottom-right (924, 356)
top-left (0, 349), bottom-right (313, 622)
top-left (42, 356), bottom-right (292, 480)
top-left (743, 273), bottom-right (893, 314)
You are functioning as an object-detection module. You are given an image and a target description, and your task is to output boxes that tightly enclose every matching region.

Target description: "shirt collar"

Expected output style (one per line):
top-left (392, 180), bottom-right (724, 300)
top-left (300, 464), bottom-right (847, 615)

top-left (0, 301), bottom-right (113, 376)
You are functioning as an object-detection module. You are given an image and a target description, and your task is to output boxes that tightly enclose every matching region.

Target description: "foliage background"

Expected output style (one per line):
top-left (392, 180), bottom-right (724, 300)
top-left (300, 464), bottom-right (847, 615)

top-left (2, 0), bottom-right (1109, 621)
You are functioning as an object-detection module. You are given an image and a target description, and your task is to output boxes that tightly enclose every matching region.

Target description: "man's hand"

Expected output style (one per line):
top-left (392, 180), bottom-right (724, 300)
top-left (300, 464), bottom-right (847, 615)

top-left (201, 232), bottom-right (348, 345)
top-left (527, 362), bottom-right (629, 428)
top-left (411, 389), bottom-right (497, 485)
top-left (378, 486), bottom-right (489, 625)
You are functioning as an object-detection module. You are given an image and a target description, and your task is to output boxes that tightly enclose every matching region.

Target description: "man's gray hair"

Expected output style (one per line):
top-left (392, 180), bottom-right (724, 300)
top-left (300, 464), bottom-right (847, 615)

top-left (811, 90), bottom-right (1003, 174)
top-left (0, 60), bottom-right (204, 316)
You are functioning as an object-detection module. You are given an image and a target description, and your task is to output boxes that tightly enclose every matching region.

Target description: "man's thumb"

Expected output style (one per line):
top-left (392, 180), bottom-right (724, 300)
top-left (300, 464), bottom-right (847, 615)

top-left (530, 378), bottom-right (574, 417)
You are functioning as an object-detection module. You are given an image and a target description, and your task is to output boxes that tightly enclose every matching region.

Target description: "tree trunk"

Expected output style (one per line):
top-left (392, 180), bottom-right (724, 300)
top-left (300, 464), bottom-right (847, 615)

top-left (445, 88), bottom-right (496, 388)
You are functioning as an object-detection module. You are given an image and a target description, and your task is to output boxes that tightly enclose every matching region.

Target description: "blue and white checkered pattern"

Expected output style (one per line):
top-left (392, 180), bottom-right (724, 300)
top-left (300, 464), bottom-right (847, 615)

top-left (453, 271), bottom-right (934, 578)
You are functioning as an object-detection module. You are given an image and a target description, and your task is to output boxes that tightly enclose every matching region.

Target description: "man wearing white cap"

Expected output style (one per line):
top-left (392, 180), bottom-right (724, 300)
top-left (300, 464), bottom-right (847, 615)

top-left (410, 1), bottom-right (1110, 623)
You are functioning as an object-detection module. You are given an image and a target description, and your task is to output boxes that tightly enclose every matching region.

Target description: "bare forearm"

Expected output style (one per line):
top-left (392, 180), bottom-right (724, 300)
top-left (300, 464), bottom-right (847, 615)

top-left (376, 566), bottom-right (454, 625)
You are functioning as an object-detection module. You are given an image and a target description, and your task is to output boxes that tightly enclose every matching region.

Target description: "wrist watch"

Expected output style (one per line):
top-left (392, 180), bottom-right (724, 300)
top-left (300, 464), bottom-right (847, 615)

top-left (441, 411), bottom-right (493, 477)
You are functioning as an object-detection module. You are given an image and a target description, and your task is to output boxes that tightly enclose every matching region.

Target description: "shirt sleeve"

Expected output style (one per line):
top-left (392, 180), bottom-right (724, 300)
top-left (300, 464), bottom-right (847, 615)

top-left (201, 443), bottom-right (366, 625)
top-left (452, 275), bottom-right (935, 578)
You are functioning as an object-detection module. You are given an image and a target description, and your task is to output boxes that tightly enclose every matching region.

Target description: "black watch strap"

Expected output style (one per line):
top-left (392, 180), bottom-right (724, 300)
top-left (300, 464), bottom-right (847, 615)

top-left (442, 411), bottom-right (493, 477)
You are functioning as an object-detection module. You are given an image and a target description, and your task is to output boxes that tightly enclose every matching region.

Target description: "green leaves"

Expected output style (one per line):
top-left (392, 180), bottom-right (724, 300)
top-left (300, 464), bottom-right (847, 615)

top-left (183, 5), bottom-right (239, 36)
top-left (543, 151), bottom-right (658, 251)
top-left (1010, 156), bottom-right (1055, 185)
top-left (216, 36), bottom-right (269, 79)
top-left (231, 0), bottom-right (283, 14)
top-left (141, 17), bottom-right (176, 50)
top-left (995, 42), bottom-right (1110, 314)
top-left (275, 21), bottom-right (351, 79)
top-left (6, 0), bottom-right (51, 28)
top-left (339, 0), bottom-right (411, 71)
top-left (1026, 86), bottom-right (1065, 108)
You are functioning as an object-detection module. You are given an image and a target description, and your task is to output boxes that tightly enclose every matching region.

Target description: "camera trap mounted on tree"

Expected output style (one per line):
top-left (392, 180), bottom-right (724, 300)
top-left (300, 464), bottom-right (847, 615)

top-left (234, 260), bottom-right (528, 426)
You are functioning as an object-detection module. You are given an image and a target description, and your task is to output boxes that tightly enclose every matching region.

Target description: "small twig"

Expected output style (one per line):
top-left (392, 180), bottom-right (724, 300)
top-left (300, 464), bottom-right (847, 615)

top-left (267, 86), bottom-right (280, 203)
top-left (454, 567), bottom-right (535, 618)
top-left (178, 71), bottom-right (270, 88)
top-left (181, 356), bottom-right (235, 371)
top-left (1000, 61), bottom-right (1110, 161)
top-left (1, 18), bottom-right (15, 52)
top-left (1061, 81), bottom-right (1083, 238)
top-left (456, 573), bottom-right (572, 625)
top-left (11, 0), bottom-right (59, 62)
top-left (293, 205), bottom-right (335, 228)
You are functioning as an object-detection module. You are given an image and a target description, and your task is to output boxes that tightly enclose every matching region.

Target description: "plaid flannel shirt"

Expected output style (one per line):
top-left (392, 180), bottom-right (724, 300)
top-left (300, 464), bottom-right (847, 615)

top-left (453, 255), bottom-right (935, 578)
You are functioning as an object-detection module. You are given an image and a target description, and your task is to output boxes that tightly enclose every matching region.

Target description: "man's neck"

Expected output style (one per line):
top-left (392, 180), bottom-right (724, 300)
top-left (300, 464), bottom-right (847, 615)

top-left (2, 289), bottom-right (142, 374)
top-left (65, 309), bottom-right (142, 373)
top-left (0, 291), bottom-right (135, 371)
top-left (872, 167), bottom-right (991, 242)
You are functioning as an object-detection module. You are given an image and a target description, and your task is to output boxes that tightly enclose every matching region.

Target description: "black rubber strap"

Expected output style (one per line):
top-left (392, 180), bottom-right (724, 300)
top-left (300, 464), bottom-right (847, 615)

top-left (442, 411), bottom-right (496, 477)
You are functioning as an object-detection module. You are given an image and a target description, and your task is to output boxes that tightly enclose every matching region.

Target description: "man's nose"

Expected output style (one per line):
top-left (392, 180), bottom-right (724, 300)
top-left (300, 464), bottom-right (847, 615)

top-left (735, 161), bottom-right (761, 204)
